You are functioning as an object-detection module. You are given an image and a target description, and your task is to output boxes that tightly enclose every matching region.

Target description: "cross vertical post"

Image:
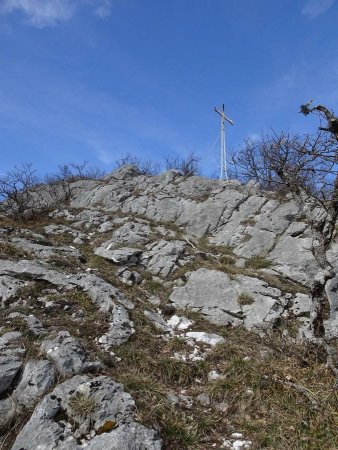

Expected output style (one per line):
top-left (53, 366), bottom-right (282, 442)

top-left (214, 105), bottom-right (234, 180)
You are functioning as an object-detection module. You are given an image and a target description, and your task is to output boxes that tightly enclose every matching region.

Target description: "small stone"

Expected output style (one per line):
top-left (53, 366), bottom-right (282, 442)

top-left (185, 331), bottom-right (225, 346)
top-left (208, 370), bottom-right (223, 381)
top-left (167, 315), bottom-right (194, 330)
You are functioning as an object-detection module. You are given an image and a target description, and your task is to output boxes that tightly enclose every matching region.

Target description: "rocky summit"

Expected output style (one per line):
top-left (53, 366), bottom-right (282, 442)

top-left (0, 165), bottom-right (337, 449)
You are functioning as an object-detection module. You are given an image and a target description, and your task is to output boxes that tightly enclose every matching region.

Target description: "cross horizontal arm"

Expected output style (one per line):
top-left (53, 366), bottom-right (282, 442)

top-left (214, 107), bottom-right (234, 125)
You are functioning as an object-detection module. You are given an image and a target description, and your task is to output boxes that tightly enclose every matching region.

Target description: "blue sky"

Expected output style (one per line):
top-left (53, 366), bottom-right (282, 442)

top-left (0, 0), bottom-right (337, 177)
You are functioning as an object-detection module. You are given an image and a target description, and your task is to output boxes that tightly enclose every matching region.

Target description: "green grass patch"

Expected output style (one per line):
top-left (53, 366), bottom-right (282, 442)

top-left (245, 256), bottom-right (272, 269)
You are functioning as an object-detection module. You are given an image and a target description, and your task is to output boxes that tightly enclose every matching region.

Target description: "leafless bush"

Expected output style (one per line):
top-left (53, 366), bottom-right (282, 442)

top-left (232, 104), bottom-right (338, 348)
top-left (0, 163), bottom-right (42, 218)
top-left (44, 162), bottom-right (105, 204)
top-left (0, 161), bottom-right (105, 219)
top-left (54, 162), bottom-right (105, 182)
top-left (164, 151), bottom-right (200, 177)
top-left (114, 153), bottom-right (161, 175)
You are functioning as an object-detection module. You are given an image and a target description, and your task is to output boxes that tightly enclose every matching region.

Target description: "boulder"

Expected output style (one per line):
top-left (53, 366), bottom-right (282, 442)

top-left (170, 268), bottom-right (287, 329)
top-left (12, 375), bottom-right (162, 450)
top-left (13, 359), bottom-right (56, 408)
top-left (107, 221), bottom-right (153, 246)
top-left (41, 331), bottom-right (101, 376)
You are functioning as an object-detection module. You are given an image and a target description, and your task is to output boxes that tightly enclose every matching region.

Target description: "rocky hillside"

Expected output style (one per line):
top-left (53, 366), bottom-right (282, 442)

top-left (0, 165), bottom-right (337, 449)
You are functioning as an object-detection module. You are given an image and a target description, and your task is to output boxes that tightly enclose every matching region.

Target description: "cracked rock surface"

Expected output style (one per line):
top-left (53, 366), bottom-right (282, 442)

top-left (12, 375), bottom-right (162, 450)
top-left (1, 165), bottom-right (337, 449)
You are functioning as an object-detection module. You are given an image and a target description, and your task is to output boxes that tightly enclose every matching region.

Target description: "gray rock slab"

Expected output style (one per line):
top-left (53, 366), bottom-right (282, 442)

top-left (108, 221), bottom-right (153, 246)
top-left (268, 235), bottom-right (318, 285)
top-left (234, 229), bottom-right (276, 258)
top-left (0, 397), bottom-right (16, 429)
top-left (98, 220), bottom-right (114, 233)
top-left (41, 331), bottom-right (101, 377)
top-left (44, 224), bottom-right (88, 240)
top-left (13, 359), bottom-right (56, 408)
top-left (87, 423), bottom-right (162, 450)
top-left (141, 240), bottom-right (187, 278)
top-left (8, 237), bottom-right (82, 260)
top-left (95, 246), bottom-right (142, 265)
top-left (144, 310), bottom-right (173, 333)
top-left (12, 374), bottom-right (162, 450)
top-left (210, 194), bottom-right (267, 246)
top-left (98, 304), bottom-right (135, 349)
top-left (170, 268), bottom-right (286, 329)
top-left (290, 293), bottom-right (311, 318)
top-left (0, 260), bottom-right (135, 346)
top-left (0, 332), bottom-right (25, 395)
top-left (0, 275), bottom-right (25, 304)
top-left (116, 267), bottom-right (142, 285)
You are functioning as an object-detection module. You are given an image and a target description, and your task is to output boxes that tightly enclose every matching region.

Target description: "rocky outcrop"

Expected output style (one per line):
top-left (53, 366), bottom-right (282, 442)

top-left (170, 268), bottom-right (291, 329)
top-left (12, 375), bottom-right (162, 450)
top-left (0, 259), bottom-right (134, 347)
top-left (1, 165), bottom-right (337, 449)
top-left (64, 167), bottom-right (322, 286)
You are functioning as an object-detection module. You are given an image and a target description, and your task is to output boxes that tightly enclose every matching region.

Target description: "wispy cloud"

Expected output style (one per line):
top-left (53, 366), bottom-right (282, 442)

top-left (94, 0), bottom-right (112, 19)
top-left (301, 0), bottom-right (335, 19)
top-left (0, 0), bottom-right (113, 27)
top-left (0, 0), bottom-right (75, 27)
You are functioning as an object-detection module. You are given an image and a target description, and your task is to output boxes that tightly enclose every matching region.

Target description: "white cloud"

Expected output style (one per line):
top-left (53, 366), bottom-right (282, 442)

top-left (0, 0), bottom-right (113, 27)
top-left (95, 0), bottom-right (112, 18)
top-left (0, 0), bottom-right (75, 27)
top-left (301, 0), bottom-right (335, 19)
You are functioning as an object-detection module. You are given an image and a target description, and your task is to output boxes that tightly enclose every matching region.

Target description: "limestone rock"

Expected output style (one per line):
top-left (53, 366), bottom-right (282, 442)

top-left (41, 332), bottom-right (101, 376)
top-left (116, 267), bottom-right (142, 285)
top-left (44, 224), bottom-right (88, 241)
top-left (170, 268), bottom-right (286, 329)
top-left (144, 310), bottom-right (173, 333)
top-left (0, 260), bottom-right (135, 346)
top-left (12, 375), bottom-right (162, 450)
top-left (98, 305), bottom-right (135, 349)
top-left (86, 423), bottom-right (162, 450)
top-left (167, 315), bottom-right (194, 330)
top-left (185, 332), bottom-right (225, 346)
top-left (0, 332), bottom-right (25, 395)
top-left (141, 240), bottom-right (188, 278)
top-left (13, 359), bottom-right (56, 408)
top-left (95, 246), bottom-right (142, 265)
top-left (0, 275), bottom-right (25, 304)
top-left (8, 237), bottom-right (82, 260)
top-left (0, 397), bottom-right (16, 429)
top-left (108, 221), bottom-right (153, 246)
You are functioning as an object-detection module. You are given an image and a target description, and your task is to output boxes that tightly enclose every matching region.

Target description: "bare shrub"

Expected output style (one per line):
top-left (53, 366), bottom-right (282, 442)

top-left (0, 161), bottom-right (105, 219)
top-left (44, 161), bottom-right (105, 207)
top-left (233, 103), bottom-right (338, 382)
top-left (0, 163), bottom-right (42, 218)
top-left (114, 153), bottom-right (161, 175)
top-left (164, 151), bottom-right (200, 176)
